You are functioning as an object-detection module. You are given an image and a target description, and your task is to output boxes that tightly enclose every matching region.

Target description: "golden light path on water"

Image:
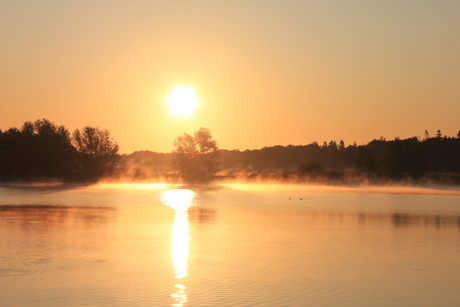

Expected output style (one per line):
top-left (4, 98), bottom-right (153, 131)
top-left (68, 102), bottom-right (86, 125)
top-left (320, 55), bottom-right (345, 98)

top-left (162, 189), bottom-right (196, 307)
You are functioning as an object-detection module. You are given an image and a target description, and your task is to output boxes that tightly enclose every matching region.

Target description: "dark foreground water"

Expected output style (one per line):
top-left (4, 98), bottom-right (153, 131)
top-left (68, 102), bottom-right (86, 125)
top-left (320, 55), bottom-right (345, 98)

top-left (1, 183), bottom-right (459, 306)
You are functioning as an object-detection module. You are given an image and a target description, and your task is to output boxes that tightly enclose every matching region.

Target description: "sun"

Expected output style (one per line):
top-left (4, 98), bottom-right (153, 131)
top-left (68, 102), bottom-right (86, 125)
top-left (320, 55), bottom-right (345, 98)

top-left (167, 86), bottom-right (199, 117)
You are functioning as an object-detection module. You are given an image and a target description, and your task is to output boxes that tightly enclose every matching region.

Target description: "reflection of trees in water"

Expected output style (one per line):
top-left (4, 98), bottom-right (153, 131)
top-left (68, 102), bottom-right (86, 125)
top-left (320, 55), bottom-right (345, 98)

top-left (391, 212), bottom-right (460, 228)
top-left (0, 205), bottom-right (117, 279)
top-left (356, 211), bottom-right (460, 228)
top-left (297, 210), bottom-right (460, 229)
top-left (0, 205), bottom-right (117, 231)
top-left (187, 207), bottom-right (216, 224)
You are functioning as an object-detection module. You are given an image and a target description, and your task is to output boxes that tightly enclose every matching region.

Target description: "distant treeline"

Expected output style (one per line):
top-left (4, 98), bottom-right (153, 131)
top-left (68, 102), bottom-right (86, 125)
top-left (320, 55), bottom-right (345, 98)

top-left (117, 130), bottom-right (460, 185)
top-left (0, 119), bottom-right (120, 182)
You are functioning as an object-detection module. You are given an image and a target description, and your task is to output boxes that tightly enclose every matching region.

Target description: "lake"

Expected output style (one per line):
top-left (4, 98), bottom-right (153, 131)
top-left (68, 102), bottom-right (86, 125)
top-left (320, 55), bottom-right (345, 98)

top-left (1, 183), bottom-right (460, 306)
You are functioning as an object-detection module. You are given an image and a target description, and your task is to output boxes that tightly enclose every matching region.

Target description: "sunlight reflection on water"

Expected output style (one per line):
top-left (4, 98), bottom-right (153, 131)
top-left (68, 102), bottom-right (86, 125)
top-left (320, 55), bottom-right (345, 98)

top-left (162, 189), bottom-right (196, 306)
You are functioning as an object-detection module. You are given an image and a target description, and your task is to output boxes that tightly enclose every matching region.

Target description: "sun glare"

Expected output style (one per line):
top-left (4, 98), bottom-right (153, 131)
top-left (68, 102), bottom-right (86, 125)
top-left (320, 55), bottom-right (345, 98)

top-left (167, 86), bottom-right (199, 117)
top-left (162, 189), bottom-right (195, 307)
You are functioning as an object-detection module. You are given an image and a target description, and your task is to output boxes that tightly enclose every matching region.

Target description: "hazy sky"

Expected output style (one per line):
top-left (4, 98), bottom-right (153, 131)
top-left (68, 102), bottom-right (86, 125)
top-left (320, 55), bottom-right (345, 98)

top-left (1, 0), bottom-right (459, 153)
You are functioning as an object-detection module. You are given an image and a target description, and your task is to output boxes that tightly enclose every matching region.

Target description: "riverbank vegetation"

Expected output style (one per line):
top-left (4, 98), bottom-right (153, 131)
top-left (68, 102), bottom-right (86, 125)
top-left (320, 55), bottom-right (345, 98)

top-left (0, 119), bottom-right (120, 182)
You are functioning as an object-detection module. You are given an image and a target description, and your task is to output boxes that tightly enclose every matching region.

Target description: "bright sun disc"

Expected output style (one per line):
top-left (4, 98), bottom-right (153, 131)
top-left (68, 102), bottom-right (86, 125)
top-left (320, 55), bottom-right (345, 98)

top-left (167, 86), bottom-right (199, 117)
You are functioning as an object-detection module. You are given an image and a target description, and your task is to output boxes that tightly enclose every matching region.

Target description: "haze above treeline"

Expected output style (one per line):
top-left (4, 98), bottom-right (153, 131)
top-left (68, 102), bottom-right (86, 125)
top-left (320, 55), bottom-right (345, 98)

top-left (2, 119), bottom-right (459, 186)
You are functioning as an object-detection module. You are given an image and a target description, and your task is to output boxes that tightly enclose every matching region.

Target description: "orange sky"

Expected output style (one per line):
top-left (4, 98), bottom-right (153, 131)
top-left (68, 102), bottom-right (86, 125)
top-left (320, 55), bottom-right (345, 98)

top-left (1, 1), bottom-right (459, 153)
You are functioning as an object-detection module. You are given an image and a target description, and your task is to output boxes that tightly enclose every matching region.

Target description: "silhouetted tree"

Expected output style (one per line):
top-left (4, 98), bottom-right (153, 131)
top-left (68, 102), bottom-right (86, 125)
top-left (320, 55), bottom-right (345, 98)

top-left (0, 119), bottom-right (78, 180)
top-left (0, 128), bottom-right (23, 179)
top-left (173, 127), bottom-right (219, 184)
top-left (72, 126), bottom-right (120, 181)
top-left (26, 119), bottom-right (79, 179)
top-left (385, 137), bottom-right (427, 178)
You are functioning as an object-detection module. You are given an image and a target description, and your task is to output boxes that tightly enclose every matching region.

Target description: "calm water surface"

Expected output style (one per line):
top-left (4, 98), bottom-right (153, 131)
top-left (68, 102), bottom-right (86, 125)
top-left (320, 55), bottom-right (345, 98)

top-left (1, 183), bottom-right (459, 306)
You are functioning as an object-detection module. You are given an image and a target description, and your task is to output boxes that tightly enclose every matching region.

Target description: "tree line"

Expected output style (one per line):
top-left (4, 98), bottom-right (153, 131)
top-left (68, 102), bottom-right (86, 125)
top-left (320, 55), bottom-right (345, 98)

top-left (3, 119), bottom-right (460, 185)
top-left (118, 129), bottom-right (460, 185)
top-left (217, 130), bottom-right (460, 184)
top-left (0, 119), bottom-right (120, 182)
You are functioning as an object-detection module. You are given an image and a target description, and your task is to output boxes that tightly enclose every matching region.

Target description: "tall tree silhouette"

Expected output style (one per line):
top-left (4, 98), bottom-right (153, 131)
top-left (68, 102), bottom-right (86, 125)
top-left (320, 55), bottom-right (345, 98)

top-left (72, 126), bottom-right (120, 181)
top-left (173, 127), bottom-right (219, 184)
top-left (26, 119), bottom-right (78, 179)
